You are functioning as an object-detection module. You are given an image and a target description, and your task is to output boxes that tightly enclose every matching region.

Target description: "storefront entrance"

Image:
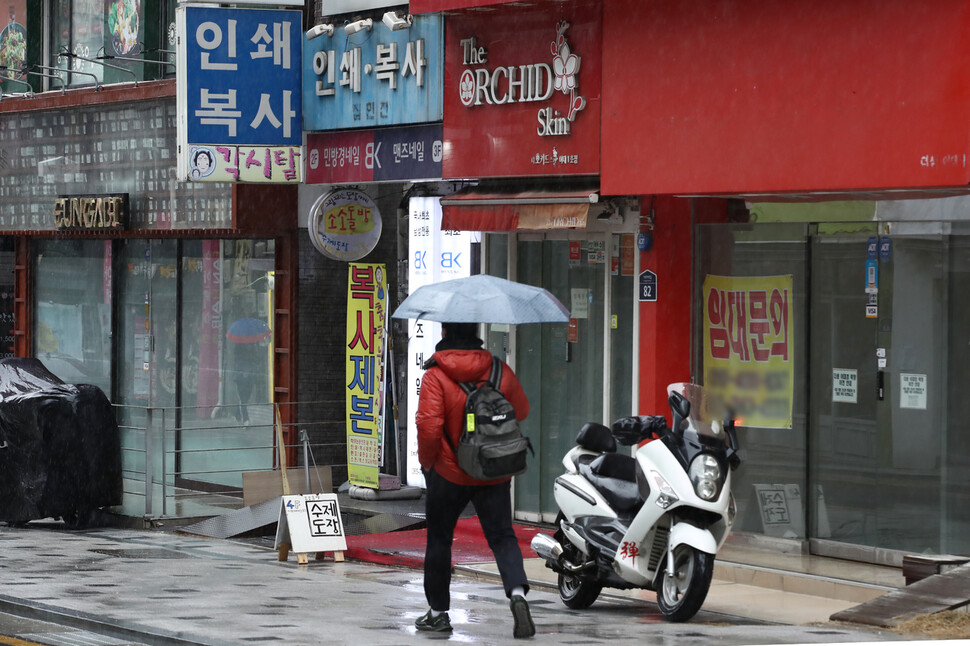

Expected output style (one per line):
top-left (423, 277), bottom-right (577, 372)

top-left (490, 232), bottom-right (635, 523)
top-left (33, 238), bottom-right (277, 514)
top-left (695, 213), bottom-right (970, 557)
top-left (810, 231), bottom-right (951, 554)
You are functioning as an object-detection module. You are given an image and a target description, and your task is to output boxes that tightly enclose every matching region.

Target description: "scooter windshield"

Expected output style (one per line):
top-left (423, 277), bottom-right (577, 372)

top-left (667, 382), bottom-right (731, 448)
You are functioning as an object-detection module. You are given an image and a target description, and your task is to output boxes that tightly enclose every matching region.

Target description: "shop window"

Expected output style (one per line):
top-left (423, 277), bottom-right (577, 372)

top-left (52, 0), bottom-right (105, 87)
top-left (33, 239), bottom-right (113, 394)
top-left (0, 238), bottom-right (15, 359)
top-left (692, 222), bottom-right (809, 541)
top-left (156, 0), bottom-right (177, 79)
top-left (181, 239), bottom-right (275, 427)
top-left (48, 0), bottom-right (177, 89)
top-left (0, 1), bottom-right (29, 95)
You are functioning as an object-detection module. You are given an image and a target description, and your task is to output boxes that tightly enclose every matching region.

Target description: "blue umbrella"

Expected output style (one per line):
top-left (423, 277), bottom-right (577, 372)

top-left (391, 274), bottom-right (569, 324)
top-left (226, 318), bottom-right (271, 343)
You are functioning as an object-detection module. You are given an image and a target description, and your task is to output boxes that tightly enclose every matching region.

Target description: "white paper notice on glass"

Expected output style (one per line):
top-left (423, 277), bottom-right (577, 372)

top-left (570, 289), bottom-right (589, 319)
top-left (899, 373), bottom-right (928, 410)
top-left (274, 494), bottom-right (348, 554)
top-left (832, 368), bottom-right (857, 403)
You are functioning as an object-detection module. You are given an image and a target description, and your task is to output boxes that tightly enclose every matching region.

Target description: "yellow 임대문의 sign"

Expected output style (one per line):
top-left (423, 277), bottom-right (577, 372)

top-left (702, 274), bottom-right (794, 429)
top-left (345, 263), bottom-right (387, 488)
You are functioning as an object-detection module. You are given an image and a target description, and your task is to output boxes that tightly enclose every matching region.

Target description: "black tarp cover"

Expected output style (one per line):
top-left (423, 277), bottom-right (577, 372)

top-left (0, 358), bottom-right (122, 522)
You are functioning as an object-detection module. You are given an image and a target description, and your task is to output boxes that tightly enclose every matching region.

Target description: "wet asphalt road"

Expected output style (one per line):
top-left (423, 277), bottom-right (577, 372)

top-left (0, 523), bottom-right (912, 646)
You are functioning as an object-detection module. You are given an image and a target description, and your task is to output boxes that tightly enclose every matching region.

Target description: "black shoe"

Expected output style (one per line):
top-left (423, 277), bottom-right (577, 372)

top-left (415, 610), bottom-right (453, 633)
top-left (510, 595), bottom-right (535, 638)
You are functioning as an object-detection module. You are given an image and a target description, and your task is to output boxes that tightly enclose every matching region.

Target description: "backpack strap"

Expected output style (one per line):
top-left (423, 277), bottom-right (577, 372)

top-left (488, 355), bottom-right (503, 392)
top-left (457, 355), bottom-right (502, 394)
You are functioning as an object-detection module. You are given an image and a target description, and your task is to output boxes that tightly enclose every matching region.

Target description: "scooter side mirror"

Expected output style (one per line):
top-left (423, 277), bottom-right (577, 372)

top-left (668, 391), bottom-right (690, 434)
top-left (725, 416), bottom-right (741, 470)
top-left (725, 418), bottom-right (739, 451)
top-left (668, 391), bottom-right (690, 417)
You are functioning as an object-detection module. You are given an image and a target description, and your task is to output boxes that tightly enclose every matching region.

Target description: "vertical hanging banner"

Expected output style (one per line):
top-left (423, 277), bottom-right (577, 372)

top-left (703, 275), bottom-right (794, 429)
top-left (405, 196), bottom-right (477, 487)
top-left (406, 197), bottom-right (440, 488)
top-left (346, 263), bottom-right (388, 488)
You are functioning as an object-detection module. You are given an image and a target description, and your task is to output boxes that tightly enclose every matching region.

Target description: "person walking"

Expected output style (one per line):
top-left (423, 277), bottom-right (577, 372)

top-left (414, 322), bottom-right (535, 639)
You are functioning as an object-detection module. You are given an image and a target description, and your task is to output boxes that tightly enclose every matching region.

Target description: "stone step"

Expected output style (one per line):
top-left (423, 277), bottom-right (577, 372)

top-left (714, 559), bottom-right (895, 604)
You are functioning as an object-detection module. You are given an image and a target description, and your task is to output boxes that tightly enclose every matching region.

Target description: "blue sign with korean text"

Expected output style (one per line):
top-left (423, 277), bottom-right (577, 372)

top-left (302, 14), bottom-right (443, 131)
top-left (182, 7), bottom-right (302, 146)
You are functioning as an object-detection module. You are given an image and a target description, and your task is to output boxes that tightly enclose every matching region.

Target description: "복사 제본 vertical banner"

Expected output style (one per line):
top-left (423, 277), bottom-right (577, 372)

top-left (346, 263), bottom-right (387, 488)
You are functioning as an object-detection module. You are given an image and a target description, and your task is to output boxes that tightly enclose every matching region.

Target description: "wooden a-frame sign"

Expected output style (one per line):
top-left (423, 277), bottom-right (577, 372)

top-left (274, 493), bottom-right (347, 564)
top-left (271, 404), bottom-right (345, 565)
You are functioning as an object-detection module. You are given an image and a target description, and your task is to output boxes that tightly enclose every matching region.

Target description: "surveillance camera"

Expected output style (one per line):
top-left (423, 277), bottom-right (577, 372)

top-left (344, 18), bottom-right (373, 35)
top-left (382, 11), bottom-right (412, 31)
top-left (306, 24), bottom-right (334, 40)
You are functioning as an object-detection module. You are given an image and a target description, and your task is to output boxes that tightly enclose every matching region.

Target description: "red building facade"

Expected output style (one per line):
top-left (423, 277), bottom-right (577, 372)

top-left (413, 0), bottom-right (970, 559)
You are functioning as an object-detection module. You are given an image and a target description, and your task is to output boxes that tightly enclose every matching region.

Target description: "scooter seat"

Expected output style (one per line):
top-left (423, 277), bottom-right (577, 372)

top-left (576, 423), bottom-right (616, 453)
top-left (579, 453), bottom-right (641, 513)
top-left (591, 452), bottom-right (637, 481)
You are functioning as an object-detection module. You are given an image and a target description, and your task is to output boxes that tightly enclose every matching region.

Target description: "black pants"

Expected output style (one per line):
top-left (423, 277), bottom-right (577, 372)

top-left (424, 468), bottom-right (529, 611)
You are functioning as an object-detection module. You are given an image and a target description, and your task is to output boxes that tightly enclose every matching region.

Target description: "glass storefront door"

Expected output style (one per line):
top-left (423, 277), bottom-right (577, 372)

top-left (115, 239), bottom-right (178, 503)
top-left (176, 239), bottom-right (276, 490)
top-left (510, 233), bottom-right (633, 522)
top-left (810, 230), bottom-right (948, 553)
top-left (111, 239), bottom-right (274, 513)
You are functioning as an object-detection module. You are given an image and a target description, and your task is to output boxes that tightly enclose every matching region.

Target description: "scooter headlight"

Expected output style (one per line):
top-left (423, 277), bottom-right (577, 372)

top-left (689, 454), bottom-right (722, 501)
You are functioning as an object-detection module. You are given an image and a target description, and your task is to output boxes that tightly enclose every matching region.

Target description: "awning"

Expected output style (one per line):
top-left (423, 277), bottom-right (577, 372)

top-left (440, 185), bottom-right (599, 231)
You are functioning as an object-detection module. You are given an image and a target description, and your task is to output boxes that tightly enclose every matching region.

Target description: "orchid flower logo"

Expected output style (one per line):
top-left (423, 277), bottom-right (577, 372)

top-left (459, 70), bottom-right (476, 106)
top-left (551, 21), bottom-right (586, 122)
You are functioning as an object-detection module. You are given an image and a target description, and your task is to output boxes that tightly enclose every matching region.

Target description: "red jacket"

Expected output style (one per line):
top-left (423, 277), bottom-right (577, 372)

top-left (416, 349), bottom-right (529, 486)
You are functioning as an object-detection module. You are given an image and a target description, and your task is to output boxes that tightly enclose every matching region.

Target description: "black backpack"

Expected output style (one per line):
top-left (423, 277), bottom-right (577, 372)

top-left (446, 356), bottom-right (533, 480)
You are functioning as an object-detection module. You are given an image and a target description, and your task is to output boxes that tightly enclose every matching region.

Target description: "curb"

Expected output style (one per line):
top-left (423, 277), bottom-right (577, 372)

top-left (0, 593), bottom-right (219, 646)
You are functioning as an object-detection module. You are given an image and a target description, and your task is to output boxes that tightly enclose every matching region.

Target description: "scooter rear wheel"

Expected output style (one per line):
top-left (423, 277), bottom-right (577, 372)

top-left (656, 544), bottom-right (713, 622)
top-left (554, 517), bottom-right (602, 609)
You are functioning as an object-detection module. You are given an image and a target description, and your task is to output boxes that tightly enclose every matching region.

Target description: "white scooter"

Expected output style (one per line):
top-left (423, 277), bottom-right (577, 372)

top-left (531, 383), bottom-right (741, 622)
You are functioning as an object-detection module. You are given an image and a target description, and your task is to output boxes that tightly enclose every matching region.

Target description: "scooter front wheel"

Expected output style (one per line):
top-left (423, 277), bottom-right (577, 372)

top-left (656, 544), bottom-right (713, 622)
top-left (554, 518), bottom-right (602, 609)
